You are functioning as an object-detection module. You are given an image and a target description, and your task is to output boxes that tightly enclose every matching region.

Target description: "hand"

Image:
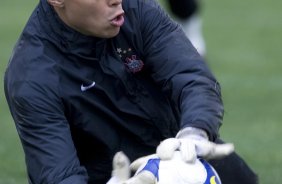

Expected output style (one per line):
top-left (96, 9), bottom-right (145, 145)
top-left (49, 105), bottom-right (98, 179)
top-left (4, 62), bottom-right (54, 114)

top-left (106, 152), bottom-right (156, 184)
top-left (156, 127), bottom-right (234, 163)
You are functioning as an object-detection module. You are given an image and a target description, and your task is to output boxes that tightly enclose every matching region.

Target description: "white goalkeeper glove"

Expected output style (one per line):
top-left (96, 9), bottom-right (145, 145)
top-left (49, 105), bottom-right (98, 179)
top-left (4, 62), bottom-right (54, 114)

top-left (106, 151), bottom-right (156, 184)
top-left (156, 127), bottom-right (235, 163)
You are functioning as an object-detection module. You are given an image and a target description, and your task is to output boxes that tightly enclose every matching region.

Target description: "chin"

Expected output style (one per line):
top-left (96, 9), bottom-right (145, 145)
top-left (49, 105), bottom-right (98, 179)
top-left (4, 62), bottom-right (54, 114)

top-left (103, 28), bottom-right (121, 38)
top-left (87, 27), bottom-right (120, 38)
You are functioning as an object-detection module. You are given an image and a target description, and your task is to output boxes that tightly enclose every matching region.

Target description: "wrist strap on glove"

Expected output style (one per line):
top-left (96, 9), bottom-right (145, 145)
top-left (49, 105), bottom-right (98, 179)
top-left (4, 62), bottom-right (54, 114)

top-left (176, 127), bottom-right (209, 140)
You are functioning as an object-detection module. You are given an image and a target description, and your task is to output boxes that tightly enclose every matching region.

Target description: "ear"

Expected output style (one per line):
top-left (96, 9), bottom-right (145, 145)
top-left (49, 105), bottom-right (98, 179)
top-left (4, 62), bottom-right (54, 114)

top-left (47, 0), bottom-right (64, 8)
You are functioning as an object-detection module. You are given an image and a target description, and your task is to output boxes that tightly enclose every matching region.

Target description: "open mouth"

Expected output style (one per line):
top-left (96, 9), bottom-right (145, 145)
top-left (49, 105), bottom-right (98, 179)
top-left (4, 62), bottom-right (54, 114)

top-left (110, 13), bottom-right (125, 27)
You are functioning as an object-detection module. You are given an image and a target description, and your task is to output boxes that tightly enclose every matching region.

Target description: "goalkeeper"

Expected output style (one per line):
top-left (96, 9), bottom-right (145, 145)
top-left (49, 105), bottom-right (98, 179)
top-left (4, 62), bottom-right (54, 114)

top-left (5, 0), bottom-right (257, 183)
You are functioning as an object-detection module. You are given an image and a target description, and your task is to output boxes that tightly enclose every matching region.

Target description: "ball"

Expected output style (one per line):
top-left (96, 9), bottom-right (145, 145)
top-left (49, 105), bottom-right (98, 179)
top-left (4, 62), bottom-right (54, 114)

top-left (137, 151), bottom-right (221, 184)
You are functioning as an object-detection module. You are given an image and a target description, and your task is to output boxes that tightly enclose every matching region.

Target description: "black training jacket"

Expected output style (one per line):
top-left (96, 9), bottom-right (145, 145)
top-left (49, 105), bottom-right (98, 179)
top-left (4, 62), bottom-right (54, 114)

top-left (4, 0), bottom-right (223, 183)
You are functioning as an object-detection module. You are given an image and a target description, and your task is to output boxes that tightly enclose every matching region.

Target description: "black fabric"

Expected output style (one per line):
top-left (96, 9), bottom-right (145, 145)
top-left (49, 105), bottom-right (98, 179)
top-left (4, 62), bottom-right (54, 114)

top-left (209, 139), bottom-right (259, 184)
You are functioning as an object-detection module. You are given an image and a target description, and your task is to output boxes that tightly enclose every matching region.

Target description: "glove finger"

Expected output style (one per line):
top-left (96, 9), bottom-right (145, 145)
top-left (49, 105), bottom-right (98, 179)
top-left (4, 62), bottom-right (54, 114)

top-left (112, 151), bottom-right (131, 181)
top-left (179, 139), bottom-right (197, 163)
top-left (193, 140), bottom-right (215, 157)
top-left (209, 143), bottom-right (235, 159)
top-left (156, 138), bottom-right (180, 160)
top-left (195, 141), bottom-right (235, 159)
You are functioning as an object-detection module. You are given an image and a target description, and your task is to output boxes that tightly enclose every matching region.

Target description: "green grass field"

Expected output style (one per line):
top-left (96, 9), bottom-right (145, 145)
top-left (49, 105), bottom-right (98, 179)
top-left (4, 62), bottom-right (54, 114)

top-left (1, 0), bottom-right (281, 183)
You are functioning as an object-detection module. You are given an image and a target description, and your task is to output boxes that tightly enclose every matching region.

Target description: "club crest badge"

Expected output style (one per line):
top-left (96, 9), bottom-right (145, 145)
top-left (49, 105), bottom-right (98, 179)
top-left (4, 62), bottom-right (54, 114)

top-left (116, 47), bottom-right (144, 73)
top-left (125, 55), bottom-right (144, 73)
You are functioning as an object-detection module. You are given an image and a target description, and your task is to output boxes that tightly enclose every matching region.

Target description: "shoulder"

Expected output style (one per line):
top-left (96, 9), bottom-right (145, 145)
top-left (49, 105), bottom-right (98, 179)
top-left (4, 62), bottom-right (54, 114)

top-left (5, 36), bottom-right (61, 101)
top-left (120, 0), bottom-right (175, 42)
top-left (122, 0), bottom-right (178, 35)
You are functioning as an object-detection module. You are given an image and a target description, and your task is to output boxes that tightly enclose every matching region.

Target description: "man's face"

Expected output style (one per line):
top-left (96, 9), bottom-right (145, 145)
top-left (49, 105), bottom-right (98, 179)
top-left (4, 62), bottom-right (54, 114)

top-left (57, 0), bottom-right (125, 38)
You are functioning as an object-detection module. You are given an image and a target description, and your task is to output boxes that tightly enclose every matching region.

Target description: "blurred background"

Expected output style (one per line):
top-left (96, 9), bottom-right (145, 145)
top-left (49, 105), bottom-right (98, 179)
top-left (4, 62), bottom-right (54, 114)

top-left (0, 0), bottom-right (281, 183)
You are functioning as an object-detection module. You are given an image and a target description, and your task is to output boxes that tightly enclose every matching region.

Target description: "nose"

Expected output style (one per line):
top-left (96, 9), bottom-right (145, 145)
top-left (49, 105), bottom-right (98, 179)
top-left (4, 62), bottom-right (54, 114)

top-left (110, 0), bottom-right (122, 6)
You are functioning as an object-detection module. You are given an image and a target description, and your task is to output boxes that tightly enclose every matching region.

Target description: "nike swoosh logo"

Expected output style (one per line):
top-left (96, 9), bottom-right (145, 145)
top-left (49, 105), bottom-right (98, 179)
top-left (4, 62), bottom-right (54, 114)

top-left (81, 81), bottom-right (96, 92)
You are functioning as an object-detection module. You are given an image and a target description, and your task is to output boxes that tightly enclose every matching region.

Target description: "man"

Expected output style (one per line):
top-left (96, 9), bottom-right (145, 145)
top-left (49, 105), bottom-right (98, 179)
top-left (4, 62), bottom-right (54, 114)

top-left (4, 0), bottom-right (258, 183)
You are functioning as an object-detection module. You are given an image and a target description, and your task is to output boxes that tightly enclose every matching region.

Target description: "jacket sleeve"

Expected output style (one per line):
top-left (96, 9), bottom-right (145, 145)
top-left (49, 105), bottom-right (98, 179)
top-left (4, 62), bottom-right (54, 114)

top-left (5, 80), bottom-right (88, 184)
top-left (138, 0), bottom-right (224, 141)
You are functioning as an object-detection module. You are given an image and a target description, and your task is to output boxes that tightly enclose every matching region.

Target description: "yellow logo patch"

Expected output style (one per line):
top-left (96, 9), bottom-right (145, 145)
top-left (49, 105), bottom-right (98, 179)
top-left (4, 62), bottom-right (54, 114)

top-left (210, 176), bottom-right (217, 184)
